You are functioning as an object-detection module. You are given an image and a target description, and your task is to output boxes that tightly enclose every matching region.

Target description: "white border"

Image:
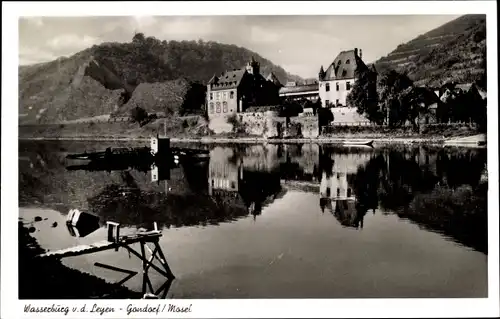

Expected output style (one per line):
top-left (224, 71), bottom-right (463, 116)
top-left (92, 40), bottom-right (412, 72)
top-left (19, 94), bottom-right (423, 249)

top-left (2, 1), bottom-right (499, 318)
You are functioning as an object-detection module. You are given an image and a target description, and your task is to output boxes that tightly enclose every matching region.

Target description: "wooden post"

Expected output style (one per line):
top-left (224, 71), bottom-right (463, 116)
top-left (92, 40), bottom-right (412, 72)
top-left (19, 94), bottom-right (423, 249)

top-left (154, 241), bottom-right (175, 279)
top-left (107, 221), bottom-right (120, 251)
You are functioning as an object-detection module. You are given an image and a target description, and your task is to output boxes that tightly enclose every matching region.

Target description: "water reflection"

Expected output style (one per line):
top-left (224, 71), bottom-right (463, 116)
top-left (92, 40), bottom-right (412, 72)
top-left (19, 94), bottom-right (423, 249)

top-left (19, 141), bottom-right (487, 253)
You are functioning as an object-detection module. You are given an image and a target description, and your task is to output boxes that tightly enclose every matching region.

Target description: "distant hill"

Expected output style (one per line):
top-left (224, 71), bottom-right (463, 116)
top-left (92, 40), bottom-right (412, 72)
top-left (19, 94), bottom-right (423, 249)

top-left (19, 34), bottom-right (303, 124)
top-left (374, 15), bottom-right (486, 88)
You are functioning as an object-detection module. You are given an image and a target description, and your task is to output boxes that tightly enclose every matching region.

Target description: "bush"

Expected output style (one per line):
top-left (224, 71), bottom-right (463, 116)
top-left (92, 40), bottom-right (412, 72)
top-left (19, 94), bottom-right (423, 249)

top-left (130, 106), bottom-right (149, 123)
top-left (227, 114), bottom-right (246, 134)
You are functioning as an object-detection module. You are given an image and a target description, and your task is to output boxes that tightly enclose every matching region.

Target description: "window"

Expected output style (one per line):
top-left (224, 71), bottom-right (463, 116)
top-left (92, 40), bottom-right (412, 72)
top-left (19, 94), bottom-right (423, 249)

top-left (216, 93), bottom-right (220, 100)
top-left (345, 59), bottom-right (350, 64)
top-left (342, 70), bottom-right (347, 77)
top-left (336, 99), bottom-right (339, 106)
top-left (209, 102), bottom-right (214, 113)
top-left (337, 60), bottom-right (341, 66)
top-left (230, 91), bottom-right (234, 99)
top-left (223, 92), bottom-right (227, 100)
top-left (210, 93), bottom-right (213, 100)
top-left (336, 83), bottom-right (340, 91)
top-left (325, 83), bottom-right (330, 92)
top-left (216, 102), bottom-right (221, 113)
top-left (337, 188), bottom-right (340, 197)
top-left (347, 188), bottom-right (352, 197)
top-left (325, 100), bottom-right (329, 107)
top-left (346, 82), bottom-right (351, 91)
top-left (223, 101), bottom-right (228, 113)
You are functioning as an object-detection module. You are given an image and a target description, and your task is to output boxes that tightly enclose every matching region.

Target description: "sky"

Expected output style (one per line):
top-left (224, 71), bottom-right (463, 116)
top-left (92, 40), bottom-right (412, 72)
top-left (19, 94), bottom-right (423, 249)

top-left (19, 15), bottom-right (460, 78)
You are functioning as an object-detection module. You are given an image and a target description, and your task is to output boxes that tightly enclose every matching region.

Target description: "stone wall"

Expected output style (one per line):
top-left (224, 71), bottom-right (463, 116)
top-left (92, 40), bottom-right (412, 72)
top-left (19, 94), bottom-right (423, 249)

top-left (208, 109), bottom-right (321, 138)
top-left (239, 111), bottom-right (279, 137)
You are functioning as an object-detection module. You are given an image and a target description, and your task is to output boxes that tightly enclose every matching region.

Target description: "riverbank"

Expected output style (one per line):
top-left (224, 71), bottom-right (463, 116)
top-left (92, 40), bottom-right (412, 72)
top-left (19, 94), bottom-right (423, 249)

top-left (18, 122), bottom-right (486, 146)
top-left (18, 135), bottom-right (487, 147)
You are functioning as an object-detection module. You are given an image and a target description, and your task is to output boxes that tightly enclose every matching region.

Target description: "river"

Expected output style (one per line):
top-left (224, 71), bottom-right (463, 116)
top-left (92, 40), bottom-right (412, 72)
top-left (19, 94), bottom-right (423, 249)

top-left (18, 140), bottom-right (488, 298)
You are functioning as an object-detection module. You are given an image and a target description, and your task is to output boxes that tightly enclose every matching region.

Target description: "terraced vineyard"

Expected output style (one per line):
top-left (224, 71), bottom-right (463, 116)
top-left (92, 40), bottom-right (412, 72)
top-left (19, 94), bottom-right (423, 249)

top-left (374, 15), bottom-right (486, 88)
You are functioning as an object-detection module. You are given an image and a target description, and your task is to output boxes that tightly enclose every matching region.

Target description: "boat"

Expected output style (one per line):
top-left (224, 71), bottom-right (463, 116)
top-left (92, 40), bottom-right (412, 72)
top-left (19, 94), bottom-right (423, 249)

top-left (341, 140), bottom-right (374, 147)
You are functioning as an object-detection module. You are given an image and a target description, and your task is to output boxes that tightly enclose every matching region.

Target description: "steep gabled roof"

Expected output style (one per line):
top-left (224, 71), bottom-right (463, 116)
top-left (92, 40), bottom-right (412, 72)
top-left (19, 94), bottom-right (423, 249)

top-left (208, 74), bottom-right (219, 85)
top-left (210, 69), bottom-right (247, 91)
top-left (266, 72), bottom-right (282, 87)
top-left (321, 49), bottom-right (367, 81)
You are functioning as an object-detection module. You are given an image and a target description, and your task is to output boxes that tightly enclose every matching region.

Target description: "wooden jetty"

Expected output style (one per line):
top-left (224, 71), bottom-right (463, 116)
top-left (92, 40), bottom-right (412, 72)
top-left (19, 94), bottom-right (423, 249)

top-left (37, 213), bottom-right (175, 299)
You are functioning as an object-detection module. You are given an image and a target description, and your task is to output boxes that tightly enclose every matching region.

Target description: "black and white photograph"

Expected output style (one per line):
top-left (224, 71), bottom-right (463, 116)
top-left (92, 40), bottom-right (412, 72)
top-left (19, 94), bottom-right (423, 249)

top-left (2, 1), bottom-right (499, 318)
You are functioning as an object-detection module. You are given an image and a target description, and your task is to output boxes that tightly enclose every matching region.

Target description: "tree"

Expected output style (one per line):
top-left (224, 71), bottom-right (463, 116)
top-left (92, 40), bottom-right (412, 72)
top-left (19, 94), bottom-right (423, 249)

top-left (347, 64), bottom-right (382, 124)
top-left (397, 86), bottom-right (436, 130)
top-left (313, 97), bottom-right (322, 115)
top-left (279, 97), bottom-right (303, 128)
top-left (473, 98), bottom-right (487, 132)
top-left (317, 107), bottom-right (334, 135)
top-left (132, 32), bottom-right (146, 43)
top-left (130, 106), bottom-right (149, 124)
top-left (180, 83), bottom-right (207, 116)
top-left (378, 70), bottom-right (414, 127)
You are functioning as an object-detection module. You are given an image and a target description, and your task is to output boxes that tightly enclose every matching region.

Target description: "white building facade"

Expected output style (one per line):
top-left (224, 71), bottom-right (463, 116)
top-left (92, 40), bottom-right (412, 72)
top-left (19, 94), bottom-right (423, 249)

top-left (318, 48), bottom-right (367, 108)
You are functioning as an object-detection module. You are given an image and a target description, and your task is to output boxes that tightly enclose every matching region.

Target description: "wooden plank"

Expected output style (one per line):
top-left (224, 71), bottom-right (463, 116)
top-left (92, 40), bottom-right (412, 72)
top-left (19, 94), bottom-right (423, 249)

top-left (37, 232), bottom-right (162, 259)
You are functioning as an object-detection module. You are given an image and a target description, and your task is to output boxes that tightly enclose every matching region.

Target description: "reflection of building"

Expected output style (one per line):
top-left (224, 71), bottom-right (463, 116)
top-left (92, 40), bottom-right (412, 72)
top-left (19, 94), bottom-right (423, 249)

top-left (320, 171), bottom-right (352, 199)
top-left (318, 151), bottom-right (373, 228)
top-left (207, 146), bottom-right (283, 219)
top-left (319, 153), bottom-right (373, 200)
top-left (208, 147), bottom-right (242, 195)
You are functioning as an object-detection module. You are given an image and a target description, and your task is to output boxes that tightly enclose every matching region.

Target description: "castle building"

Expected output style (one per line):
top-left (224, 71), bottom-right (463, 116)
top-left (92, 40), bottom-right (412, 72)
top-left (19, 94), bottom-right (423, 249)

top-left (318, 48), bottom-right (375, 108)
top-left (206, 57), bottom-right (282, 120)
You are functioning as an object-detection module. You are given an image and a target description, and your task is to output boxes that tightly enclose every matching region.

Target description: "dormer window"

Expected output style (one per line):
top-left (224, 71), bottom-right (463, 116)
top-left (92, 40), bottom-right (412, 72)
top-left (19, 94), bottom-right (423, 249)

top-left (337, 60), bottom-right (341, 66)
top-left (346, 59), bottom-right (350, 64)
top-left (342, 69), bottom-right (347, 77)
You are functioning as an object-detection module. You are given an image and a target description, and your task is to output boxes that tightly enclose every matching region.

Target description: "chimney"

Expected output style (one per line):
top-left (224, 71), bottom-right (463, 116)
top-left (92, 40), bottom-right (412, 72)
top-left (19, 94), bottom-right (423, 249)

top-left (354, 48), bottom-right (358, 56)
top-left (359, 49), bottom-right (363, 59)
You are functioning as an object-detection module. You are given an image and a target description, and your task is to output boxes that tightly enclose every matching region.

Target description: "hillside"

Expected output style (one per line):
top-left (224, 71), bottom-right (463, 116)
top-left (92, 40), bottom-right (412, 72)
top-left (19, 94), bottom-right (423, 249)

top-left (374, 15), bottom-right (486, 88)
top-left (19, 34), bottom-right (303, 124)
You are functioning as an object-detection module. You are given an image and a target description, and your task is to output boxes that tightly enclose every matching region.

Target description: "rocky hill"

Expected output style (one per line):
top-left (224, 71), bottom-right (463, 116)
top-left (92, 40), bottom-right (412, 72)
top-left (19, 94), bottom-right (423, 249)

top-left (374, 15), bottom-right (486, 88)
top-left (19, 34), bottom-right (303, 124)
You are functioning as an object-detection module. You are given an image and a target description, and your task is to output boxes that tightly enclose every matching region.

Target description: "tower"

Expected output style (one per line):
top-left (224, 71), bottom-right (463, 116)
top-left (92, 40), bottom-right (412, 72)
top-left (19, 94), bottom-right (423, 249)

top-left (246, 56), bottom-right (260, 75)
top-left (318, 65), bottom-right (325, 81)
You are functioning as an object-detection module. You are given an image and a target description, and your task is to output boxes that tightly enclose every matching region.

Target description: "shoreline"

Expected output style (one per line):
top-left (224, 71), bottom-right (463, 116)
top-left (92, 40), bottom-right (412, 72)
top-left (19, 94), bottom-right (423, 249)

top-left (18, 135), bottom-right (486, 147)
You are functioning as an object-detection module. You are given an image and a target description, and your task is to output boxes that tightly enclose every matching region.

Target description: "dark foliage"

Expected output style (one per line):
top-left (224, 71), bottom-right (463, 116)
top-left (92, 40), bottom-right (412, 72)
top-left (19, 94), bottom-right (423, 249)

top-left (378, 70), bottom-right (414, 127)
top-left (130, 106), bottom-right (149, 124)
top-left (347, 64), bottom-right (381, 124)
top-left (279, 97), bottom-right (304, 127)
